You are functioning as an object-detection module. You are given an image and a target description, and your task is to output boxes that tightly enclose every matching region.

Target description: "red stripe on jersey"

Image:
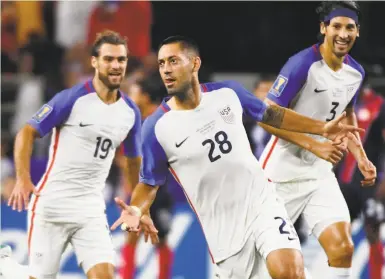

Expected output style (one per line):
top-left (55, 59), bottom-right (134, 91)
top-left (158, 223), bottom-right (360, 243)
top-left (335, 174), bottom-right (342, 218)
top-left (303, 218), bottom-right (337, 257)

top-left (201, 84), bottom-right (208, 92)
top-left (168, 167), bottom-right (215, 263)
top-left (28, 129), bottom-right (60, 254)
top-left (312, 44), bottom-right (318, 53)
top-left (85, 80), bottom-right (92, 93)
top-left (262, 136), bottom-right (279, 170)
top-left (160, 104), bottom-right (169, 112)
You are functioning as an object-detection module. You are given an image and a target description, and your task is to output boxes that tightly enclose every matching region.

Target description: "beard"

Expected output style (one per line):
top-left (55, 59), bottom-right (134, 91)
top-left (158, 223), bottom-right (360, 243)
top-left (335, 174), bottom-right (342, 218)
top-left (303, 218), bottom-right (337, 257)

top-left (98, 72), bottom-right (122, 90)
top-left (167, 81), bottom-right (192, 101)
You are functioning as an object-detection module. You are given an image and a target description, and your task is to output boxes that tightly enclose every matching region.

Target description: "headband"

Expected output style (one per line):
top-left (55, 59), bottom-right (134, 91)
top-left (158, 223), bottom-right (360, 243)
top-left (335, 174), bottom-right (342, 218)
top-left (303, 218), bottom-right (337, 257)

top-left (324, 8), bottom-right (358, 23)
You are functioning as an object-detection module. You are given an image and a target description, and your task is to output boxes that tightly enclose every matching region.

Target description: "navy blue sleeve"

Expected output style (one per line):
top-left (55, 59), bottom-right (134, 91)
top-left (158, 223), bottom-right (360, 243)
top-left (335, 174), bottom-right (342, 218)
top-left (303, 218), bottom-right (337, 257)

top-left (203, 80), bottom-right (268, 122)
top-left (27, 89), bottom-right (79, 137)
top-left (267, 48), bottom-right (318, 108)
top-left (122, 98), bottom-right (142, 158)
top-left (139, 113), bottom-right (169, 186)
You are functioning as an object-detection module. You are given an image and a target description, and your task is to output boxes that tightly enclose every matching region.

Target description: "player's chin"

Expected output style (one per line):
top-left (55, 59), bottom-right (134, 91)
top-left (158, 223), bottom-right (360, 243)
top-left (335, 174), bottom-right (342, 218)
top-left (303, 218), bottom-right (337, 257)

top-left (333, 44), bottom-right (352, 57)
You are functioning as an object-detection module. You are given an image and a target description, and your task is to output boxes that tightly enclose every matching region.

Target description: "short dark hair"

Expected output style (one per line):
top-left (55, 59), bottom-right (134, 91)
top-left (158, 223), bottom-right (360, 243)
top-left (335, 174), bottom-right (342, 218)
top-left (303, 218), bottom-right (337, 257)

top-left (316, 1), bottom-right (361, 24)
top-left (91, 30), bottom-right (128, 57)
top-left (137, 74), bottom-right (168, 104)
top-left (158, 35), bottom-right (200, 56)
top-left (254, 73), bottom-right (277, 89)
top-left (316, 1), bottom-right (361, 42)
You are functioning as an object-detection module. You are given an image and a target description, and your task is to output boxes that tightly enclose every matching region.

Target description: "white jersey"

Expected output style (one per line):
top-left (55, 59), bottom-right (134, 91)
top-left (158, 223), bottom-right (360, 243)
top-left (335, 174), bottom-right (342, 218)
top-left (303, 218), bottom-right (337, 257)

top-left (28, 80), bottom-right (141, 222)
top-left (260, 44), bottom-right (365, 182)
top-left (139, 80), bottom-right (271, 262)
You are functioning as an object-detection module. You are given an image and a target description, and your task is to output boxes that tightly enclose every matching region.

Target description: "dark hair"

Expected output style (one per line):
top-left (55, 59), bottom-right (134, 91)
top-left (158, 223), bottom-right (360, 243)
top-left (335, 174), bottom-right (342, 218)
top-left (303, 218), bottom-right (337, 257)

top-left (316, 1), bottom-right (361, 42)
top-left (137, 74), bottom-right (168, 104)
top-left (91, 30), bottom-right (128, 57)
top-left (158, 35), bottom-right (200, 56)
top-left (254, 73), bottom-right (277, 89)
top-left (316, 1), bottom-right (360, 23)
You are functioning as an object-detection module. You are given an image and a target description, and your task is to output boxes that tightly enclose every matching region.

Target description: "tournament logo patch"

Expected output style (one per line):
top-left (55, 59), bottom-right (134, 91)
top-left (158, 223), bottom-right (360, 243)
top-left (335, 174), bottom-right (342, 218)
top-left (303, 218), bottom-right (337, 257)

top-left (33, 104), bottom-right (52, 122)
top-left (218, 105), bottom-right (235, 124)
top-left (269, 75), bottom-right (288, 97)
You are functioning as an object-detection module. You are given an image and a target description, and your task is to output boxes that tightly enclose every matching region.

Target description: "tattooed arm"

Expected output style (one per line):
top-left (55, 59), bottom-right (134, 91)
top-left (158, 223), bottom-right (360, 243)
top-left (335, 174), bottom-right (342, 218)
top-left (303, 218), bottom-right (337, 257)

top-left (260, 104), bottom-right (362, 138)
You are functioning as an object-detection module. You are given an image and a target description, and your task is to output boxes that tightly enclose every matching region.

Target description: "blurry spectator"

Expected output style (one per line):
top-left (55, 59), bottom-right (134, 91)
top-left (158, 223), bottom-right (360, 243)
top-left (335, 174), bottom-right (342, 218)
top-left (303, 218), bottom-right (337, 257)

top-left (1, 1), bottom-right (18, 73)
top-left (55, 1), bottom-right (98, 49)
top-left (244, 74), bottom-right (275, 158)
top-left (87, 1), bottom-right (152, 59)
top-left (1, 134), bottom-right (15, 202)
top-left (14, 1), bottom-right (45, 47)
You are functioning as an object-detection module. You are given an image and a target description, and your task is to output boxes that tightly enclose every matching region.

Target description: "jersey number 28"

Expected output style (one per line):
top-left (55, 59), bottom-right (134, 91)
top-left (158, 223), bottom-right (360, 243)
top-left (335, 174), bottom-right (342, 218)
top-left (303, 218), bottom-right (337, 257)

top-left (202, 131), bottom-right (232, 162)
top-left (94, 137), bottom-right (112, 159)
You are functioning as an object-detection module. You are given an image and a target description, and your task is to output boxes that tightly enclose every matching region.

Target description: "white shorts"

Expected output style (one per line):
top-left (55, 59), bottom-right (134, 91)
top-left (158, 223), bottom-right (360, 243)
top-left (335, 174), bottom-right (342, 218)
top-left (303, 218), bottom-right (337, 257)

top-left (274, 174), bottom-right (351, 238)
top-left (28, 213), bottom-right (115, 278)
top-left (215, 186), bottom-right (302, 279)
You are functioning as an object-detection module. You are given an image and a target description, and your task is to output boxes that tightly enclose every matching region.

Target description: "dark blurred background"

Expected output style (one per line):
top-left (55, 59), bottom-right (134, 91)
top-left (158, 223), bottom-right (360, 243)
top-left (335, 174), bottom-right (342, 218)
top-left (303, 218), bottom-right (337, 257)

top-left (1, 2), bottom-right (384, 278)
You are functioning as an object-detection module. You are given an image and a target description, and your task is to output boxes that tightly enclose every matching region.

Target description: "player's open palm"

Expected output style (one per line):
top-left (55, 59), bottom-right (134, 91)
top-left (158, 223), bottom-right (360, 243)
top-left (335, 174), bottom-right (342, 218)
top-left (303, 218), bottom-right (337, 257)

top-left (358, 159), bottom-right (377, 187)
top-left (323, 112), bottom-right (364, 139)
top-left (8, 178), bottom-right (39, 212)
top-left (111, 197), bottom-right (141, 232)
top-left (139, 213), bottom-right (159, 244)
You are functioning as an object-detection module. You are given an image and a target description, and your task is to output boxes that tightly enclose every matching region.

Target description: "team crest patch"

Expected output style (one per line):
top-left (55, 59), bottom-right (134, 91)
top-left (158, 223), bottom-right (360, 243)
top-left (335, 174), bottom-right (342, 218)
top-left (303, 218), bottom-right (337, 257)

top-left (218, 105), bottom-right (235, 124)
top-left (269, 75), bottom-right (288, 97)
top-left (33, 104), bottom-right (53, 122)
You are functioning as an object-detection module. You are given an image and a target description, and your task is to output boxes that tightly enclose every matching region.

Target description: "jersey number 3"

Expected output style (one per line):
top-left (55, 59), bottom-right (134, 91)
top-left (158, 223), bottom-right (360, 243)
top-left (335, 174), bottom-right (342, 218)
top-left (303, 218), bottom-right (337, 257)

top-left (202, 131), bottom-right (232, 162)
top-left (94, 137), bottom-right (112, 159)
top-left (326, 102), bottom-right (340, 121)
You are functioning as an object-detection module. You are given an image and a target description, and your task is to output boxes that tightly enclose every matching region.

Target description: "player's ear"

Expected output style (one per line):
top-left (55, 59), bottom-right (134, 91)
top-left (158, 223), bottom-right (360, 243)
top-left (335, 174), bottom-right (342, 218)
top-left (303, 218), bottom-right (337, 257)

top-left (91, 56), bottom-right (97, 69)
top-left (320, 22), bottom-right (326, 35)
top-left (192, 56), bottom-right (201, 73)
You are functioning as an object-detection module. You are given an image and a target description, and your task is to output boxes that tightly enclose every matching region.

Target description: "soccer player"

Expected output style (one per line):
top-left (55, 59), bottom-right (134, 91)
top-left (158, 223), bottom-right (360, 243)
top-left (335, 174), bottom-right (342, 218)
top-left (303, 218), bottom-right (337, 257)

top-left (337, 79), bottom-right (385, 279)
top-left (259, 2), bottom-right (377, 278)
top-left (7, 30), bottom-right (142, 279)
top-left (110, 35), bottom-right (362, 279)
top-left (118, 75), bottom-right (174, 279)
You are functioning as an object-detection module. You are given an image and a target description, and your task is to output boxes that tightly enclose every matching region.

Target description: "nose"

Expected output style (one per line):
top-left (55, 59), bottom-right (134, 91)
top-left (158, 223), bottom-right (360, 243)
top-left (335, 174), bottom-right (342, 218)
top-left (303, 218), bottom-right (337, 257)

top-left (162, 63), bottom-right (172, 75)
top-left (111, 59), bottom-right (120, 69)
top-left (338, 28), bottom-right (349, 40)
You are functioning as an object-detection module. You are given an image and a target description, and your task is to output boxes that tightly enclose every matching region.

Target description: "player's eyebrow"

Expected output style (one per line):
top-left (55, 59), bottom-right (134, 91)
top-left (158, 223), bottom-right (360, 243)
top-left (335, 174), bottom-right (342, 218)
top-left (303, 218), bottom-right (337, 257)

top-left (103, 55), bottom-right (127, 60)
top-left (158, 55), bottom-right (178, 62)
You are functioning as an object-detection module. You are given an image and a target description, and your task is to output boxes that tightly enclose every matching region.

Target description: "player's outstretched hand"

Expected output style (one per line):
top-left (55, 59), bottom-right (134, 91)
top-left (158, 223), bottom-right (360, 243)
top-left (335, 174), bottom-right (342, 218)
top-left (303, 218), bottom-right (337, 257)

top-left (7, 178), bottom-right (39, 212)
top-left (323, 112), bottom-right (364, 139)
top-left (357, 158), bottom-right (377, 187)
top-left (111, 197), bottom-right (141, 232)
top-left (138, 213), bottom-right (159, 245)
top-left (309, 140), bottom-right (345, 165)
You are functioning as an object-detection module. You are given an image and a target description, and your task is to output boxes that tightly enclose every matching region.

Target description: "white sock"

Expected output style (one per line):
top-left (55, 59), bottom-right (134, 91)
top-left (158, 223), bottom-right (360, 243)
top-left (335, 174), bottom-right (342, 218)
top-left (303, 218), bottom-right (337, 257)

top-left (0, 257), bottom-right (29, 279)
top-left (329, 266), bottom-right (351, 278)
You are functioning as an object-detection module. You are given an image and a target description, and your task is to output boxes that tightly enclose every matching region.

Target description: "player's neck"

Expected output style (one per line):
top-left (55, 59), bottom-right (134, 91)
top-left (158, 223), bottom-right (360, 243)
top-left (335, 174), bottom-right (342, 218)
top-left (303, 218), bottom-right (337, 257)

top-left (320, 43), bottom-right (344, 72)
top-left (92, 77), bottom-right (119, 104)
top-left (170, 79), bottom-right (201, 111)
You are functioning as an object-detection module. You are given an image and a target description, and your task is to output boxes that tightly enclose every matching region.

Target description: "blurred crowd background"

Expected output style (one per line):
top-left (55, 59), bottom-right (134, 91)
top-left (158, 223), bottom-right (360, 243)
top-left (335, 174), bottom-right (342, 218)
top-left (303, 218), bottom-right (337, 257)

top-left (1, 1), bottom-right (385, 278)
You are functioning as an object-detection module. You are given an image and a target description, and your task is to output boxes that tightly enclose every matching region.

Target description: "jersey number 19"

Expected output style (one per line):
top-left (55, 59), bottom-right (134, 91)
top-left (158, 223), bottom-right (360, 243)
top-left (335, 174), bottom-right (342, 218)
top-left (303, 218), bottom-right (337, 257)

top-left (94, 137), bottom-right (112, 159)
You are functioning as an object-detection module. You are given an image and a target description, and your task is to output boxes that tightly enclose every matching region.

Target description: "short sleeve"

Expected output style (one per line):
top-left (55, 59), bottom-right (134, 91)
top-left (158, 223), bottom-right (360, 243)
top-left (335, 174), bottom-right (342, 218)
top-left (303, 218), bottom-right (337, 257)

top-left (122, 99), bottom-right (142, 158)
top-left (203, 80), bottom-right (268, 122)
top-left (139, 116), bottom-right (169, 186)
top-left (27, 89), bottom-right (77, 137)
top-left (267, 48), bottom-right (319, 108)
top-left (347, 61), bottom-right (365, 108)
